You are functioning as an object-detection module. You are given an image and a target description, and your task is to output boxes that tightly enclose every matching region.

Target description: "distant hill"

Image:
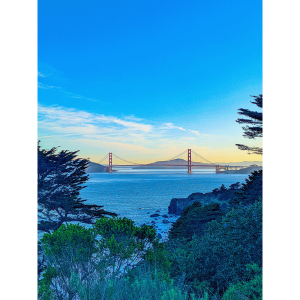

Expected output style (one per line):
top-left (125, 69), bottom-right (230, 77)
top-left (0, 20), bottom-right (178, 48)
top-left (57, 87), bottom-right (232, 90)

top-left (133, 158), bottom-right (262, 169)
top-left (133, 158), bottom-right (207, 169)
top-left (86, 162), bottom-right (110, 173)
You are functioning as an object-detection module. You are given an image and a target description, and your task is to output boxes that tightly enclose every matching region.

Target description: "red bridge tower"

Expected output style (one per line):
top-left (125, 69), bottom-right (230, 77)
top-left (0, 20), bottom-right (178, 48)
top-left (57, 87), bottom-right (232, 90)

top-left (188, 149), bottom-right (192, 174)
top-left (109, 152), bottom-right (112, 173)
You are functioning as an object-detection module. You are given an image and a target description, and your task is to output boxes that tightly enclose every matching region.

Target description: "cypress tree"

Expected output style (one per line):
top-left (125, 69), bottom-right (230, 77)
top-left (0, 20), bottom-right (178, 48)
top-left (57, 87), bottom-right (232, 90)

top-left (38, 143), bottom-right (116, 233)
top-left (236, 94), bottom-right (263, 155)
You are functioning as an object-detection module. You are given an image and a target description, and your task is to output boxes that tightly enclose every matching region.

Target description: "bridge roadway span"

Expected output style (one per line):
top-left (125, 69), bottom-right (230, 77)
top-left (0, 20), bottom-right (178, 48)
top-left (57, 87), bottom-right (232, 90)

top-left (106, 164), bottom-right (247, 174)
top-left (98, 149), bottom-right (248, 174)
top-left (111, 164), bottom-right (245, 167)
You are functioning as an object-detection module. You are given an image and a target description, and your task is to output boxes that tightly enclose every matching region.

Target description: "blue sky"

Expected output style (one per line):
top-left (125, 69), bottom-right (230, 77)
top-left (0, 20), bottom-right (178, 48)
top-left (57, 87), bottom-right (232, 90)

top-left (38, 0), bottom-right (262, 163)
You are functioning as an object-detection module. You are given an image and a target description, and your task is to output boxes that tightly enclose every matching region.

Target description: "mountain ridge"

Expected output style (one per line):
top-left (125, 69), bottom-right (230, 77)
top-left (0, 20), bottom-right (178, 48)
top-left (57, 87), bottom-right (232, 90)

top-left (134, 158), bottom-right (262, 168)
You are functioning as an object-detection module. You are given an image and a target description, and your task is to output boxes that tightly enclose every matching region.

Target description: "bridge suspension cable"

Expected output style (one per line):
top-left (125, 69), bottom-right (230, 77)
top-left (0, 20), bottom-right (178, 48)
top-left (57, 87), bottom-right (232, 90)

top-left (191, 150), bottom-right (215, 165)
top-left (111, 153), bottom-right (145, 166)
top-left (164, 149), bottom-right (188, 161)
top-left (112, 149), bottom-right (189, 166)
top-left (96, 153), bottom-right (109, 164)
top-left (95, 149), bottom-right (216, 168)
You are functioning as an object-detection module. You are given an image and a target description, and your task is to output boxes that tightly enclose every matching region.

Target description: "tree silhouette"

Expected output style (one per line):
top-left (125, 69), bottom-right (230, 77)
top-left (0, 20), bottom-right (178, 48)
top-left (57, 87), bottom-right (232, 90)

top-left (38, 143), bottom-right (116, 233)
top-left (236, 94), bottom-right (262, 155)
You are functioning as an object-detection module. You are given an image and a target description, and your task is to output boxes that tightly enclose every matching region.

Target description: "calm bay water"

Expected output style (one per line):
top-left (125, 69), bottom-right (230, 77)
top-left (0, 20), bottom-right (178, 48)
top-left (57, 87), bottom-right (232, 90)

top-left (81, 169), bottom-right (249, 227)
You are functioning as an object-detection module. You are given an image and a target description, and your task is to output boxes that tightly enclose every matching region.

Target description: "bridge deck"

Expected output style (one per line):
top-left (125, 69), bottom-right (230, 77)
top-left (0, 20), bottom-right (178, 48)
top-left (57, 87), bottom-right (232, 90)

top-left (104, 164), bottom-right (246, 168)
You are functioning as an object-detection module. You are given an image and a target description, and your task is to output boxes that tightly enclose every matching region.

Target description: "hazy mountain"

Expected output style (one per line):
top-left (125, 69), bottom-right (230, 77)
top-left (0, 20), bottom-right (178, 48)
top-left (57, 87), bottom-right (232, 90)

top-left (133, 158), bottom-right (206, 169)
top-left (146, 158), bottom-right (206, 165)
top-left (133, 158), bottom-right (262, 169)
top-left (86, 162), bottom-right (110, 173)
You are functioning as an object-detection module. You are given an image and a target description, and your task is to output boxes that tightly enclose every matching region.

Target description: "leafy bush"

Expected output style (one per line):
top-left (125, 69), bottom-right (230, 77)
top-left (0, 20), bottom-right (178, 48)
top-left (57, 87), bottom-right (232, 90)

top-left (167, 201), bottom-right (262, 295)
top-left (39, 224), bottom-right (99, 299)
top-left (39, 217), bottom-right (171, 299)
top-left (38, 267), bottom-right (56, 300)
top-left (229, 170), bottom-right (262, 208)
top-left (169, 202), bottom-right (223, 241)
top-left (93, 217), bottom-right (159, 274)
top-left (222, 264), bottom-right (262, 300)
top-left (108, 274), bottom-right (191, 300)
top-left (68, 268), bottom-right (202, 300)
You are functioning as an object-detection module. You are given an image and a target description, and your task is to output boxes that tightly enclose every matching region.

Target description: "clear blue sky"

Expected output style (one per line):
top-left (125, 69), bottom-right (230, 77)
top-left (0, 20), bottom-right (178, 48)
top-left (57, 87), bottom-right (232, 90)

top-left (38, 0), bottom-right (262, 163)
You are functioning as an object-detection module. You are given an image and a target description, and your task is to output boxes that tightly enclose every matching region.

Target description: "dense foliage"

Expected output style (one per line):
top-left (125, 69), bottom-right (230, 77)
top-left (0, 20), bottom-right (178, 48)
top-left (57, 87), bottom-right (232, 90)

top-left (222, 264), bottom-right (262, 300)
top-left (229, 170), bottom-right (262, 208)
top-left (164, 170), bottom-right (263, 298)
top-left (38, 144), bottom-right (116, 233)
top-left (38, 144), bottom-right (117, 278)
top-left (38, 217), bottom-right (211, 300)
top-left (168, 202), bottom-right (223, 241)
top-left (167, 201), bottom-right (262, 297)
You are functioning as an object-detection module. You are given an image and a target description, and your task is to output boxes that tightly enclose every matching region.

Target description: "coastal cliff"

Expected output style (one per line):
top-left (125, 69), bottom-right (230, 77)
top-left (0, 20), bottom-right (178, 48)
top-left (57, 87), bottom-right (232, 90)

top-left (168, 188), bottom-right (236, 215)
top-left (168, 170), bottom-right (262, 215)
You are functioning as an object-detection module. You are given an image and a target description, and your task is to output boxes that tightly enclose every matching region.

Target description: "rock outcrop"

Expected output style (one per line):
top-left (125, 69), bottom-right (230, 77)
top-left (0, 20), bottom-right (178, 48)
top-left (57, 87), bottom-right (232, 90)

top-left (168, 198), bottom-right (196, 215)
top-left (168, 190), bottom-right (236, 215)
top-left (168, 202), bottom-right (223, 240)
top-left (150, 213), bottom-right (160, 218)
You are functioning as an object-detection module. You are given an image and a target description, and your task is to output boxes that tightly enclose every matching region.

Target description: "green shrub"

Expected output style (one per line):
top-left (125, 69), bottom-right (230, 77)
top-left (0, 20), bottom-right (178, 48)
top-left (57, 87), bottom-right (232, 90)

top-left (169, 202), bottom-right (223, 240)
top-left (93, 217), bottom-right (158, 274)
top-left (67, 267), bottom-right (201, 300)
top-left (222, 264), bottom-right (262, 300)
top-left (229, 171), bottom-right (262, 208)
top-left (39, 218), bottom-right (171, 299)
top-left (167, 202), bottom-right (262, 294)
top-left (106, 273), bottom-right (197, 300)
top-left (38, 267), bottom-right (56, 300)
top-left (160, 287), bottom-right (189, 300)
top-left (40, 223), bottom-right (99, 299)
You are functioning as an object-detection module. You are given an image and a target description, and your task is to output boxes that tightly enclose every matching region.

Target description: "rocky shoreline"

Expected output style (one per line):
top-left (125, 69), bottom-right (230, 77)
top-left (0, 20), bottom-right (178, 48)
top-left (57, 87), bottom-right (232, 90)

top-left (144, 185), bottom-right (241, 240)
top-left (141, 209), bottom-right (180, 241)
top-left (168, 191), bottom-right (228, 215)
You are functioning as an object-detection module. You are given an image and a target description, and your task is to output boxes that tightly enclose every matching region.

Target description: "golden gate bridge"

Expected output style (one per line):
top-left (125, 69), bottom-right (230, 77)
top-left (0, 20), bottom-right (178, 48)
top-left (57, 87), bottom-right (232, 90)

top-left (96, 149), bottom-right (247, 174)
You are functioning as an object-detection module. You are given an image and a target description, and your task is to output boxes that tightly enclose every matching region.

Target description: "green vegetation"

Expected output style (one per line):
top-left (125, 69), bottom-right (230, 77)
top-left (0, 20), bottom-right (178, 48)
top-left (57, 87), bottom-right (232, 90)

top-left (229, 170), bottom-right (262, 208)
top-left (168, 202), bottom-right (223, 240)
top-left (38, 143), bottom-right (116, 233)
top-left (38, 143), bottom-right (117, 278)
top-left (222, 264), bottom-right (262, 300)
top-left (167, 201), bottom-right (262, 294)
top-left (38, 217), bottom-right (201, 300)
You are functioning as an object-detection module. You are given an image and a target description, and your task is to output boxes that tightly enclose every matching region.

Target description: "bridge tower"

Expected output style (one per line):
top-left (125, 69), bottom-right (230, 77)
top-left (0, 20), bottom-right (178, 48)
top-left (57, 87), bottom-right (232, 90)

top-left (188, 149), bottom-right (192, 174)
top-left (109, 152), bottom-right (112, 173)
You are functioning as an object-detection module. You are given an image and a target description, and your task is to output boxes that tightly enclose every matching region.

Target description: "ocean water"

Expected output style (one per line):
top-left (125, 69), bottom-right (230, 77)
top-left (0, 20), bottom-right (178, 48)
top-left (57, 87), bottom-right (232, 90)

top-left (81, 169), bottom-right (250, 229)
